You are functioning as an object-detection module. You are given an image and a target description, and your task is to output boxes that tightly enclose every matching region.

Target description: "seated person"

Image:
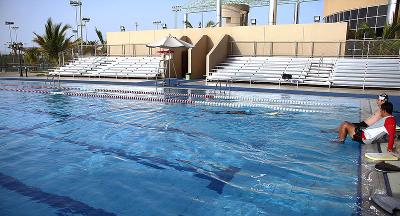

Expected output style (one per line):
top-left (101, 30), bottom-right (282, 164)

top-left (323, 93), bottom-right (388, 133)
top-left (332, 102), bottom-right (398, 154)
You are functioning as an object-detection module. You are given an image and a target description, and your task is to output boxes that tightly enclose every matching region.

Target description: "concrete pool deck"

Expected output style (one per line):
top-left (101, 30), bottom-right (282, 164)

top-left (1, 71), bottom-right (400, 215)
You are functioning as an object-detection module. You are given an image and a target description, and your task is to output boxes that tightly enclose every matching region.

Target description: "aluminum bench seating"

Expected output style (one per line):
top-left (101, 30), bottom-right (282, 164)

top-left (330, 58), bottom-right (400, 88)
top-left (51, 56), bottom-right (163, 79)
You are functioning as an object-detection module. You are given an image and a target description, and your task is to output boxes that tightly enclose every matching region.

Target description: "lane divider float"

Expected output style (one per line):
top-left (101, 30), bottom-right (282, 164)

top-left (214, 95), bottom-right (333, 106)
top-left (0, 83), bottom-right (79, 90)
top-left (92, 89), bottom-right (214, 98)
top-left (0, 88), bottom-right (194, 104)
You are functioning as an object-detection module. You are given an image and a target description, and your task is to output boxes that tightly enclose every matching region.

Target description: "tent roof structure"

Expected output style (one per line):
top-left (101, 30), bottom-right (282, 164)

top-left (182, 0), bottom-right (321, 13)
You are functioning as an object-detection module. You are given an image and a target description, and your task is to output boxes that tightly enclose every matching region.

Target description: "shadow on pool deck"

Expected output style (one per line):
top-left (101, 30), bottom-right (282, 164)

top-left (2, 71), bottom-right (400, 215)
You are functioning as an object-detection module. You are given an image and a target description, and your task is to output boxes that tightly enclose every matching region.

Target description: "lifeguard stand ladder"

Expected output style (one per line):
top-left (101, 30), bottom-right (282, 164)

top-left (156, 50), bottom-right (179, 86)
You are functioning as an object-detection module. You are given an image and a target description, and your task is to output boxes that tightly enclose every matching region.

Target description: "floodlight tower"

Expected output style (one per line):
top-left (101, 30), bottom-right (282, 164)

top-left (69, 0), bottom-right (82, 55)
top-left (5, 21), bottom-right (14, 44)
top-left (172, 6), bottom-right (181, 29)
top-left (11, 26), bottom-right (19, 43)
top-left (82, 17), bottom-right (90, 43)
top-left (153, 21), bottom-right (161, 30)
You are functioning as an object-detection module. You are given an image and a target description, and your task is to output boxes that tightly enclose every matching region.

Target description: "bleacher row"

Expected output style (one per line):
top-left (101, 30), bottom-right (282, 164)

top-left (50, 56), bottom-right (162, 79)
top-left (208, 57), bottom-right (400, 89)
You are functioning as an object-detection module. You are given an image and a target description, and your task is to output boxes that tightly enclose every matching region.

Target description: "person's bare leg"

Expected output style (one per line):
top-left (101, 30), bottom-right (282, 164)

top-left (338, 121), bottom-right (356, 140)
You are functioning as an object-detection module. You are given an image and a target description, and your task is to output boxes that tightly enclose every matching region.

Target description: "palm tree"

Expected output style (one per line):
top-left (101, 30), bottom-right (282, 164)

top-left (183, 21), bottom-right (193, 28)
top-left (95, 27), bottom-right (107, 55)
top-left (33, 18), bottom-right (80, 67)
top-left (357, 19), bottom-right (400, 39)
top-left (205, 21), bottom-right (220, 28)
top-left (95, 27), bottom-right (106, 45)
top-left (24, 47), bottom-right (41, 69)
top-left (356, 20), bottom-right (400, 56)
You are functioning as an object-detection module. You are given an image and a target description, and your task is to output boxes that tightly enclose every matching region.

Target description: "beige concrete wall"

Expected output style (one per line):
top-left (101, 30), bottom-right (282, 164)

top-left (323, 0), bottom-right (389, 17)
top-left (207, 35), bottom-right (230, 77)
top-left (106, 22), bottom-right (348, 77)
top-left (189, 35), bottom-right (209, 79)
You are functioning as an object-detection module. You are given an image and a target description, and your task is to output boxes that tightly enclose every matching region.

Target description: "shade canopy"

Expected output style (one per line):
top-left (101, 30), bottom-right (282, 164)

top-left (146, 34), bottom-right (195, 49)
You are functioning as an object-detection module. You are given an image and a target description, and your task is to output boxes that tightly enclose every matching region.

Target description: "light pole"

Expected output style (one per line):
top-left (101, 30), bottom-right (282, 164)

top-left (69, 1), bottom-right (82, 55)
top-left (82, 17), bottom-right (90, 43)
top-left (172, 6), bottom-right (181, 29)
top-left (11, 26), bottom-right (19, 43)
top-left (5, 21), bottom-right (14, 44)
top-left (12, 42), bottom-right (23, 76)
top-left (72, 29), bottom-right (78, 40)
top-left (69, 1), bottom-right (80, 40)
top-left (153, 21), bottom-right (161, 30)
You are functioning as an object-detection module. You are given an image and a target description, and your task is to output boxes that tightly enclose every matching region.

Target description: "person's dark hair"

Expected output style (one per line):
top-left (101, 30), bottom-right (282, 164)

top-left (381, 101), bottom-right (393, 114)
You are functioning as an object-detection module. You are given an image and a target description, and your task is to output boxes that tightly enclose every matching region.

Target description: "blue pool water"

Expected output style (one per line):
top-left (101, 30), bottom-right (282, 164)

top-left (0, 81), bottom-right (361, 215)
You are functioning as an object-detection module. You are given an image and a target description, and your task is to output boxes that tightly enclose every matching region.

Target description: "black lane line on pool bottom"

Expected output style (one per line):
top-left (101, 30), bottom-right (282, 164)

top-left (0, 172), bottom-right (116, 216)
top-left (0, 126), bottom-right (241, 195)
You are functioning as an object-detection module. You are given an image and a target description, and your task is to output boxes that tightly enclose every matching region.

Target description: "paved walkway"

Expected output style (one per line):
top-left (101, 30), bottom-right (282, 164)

top-left (1, 71), bottom-right (400, 215)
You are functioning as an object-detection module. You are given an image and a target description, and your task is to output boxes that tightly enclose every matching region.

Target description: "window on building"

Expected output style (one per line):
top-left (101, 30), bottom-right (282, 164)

top-left (344, 11), bottom-right (350, 21)
top-left (351, 9), bottom-right (358, 20)
top-left (367, 17), bottom-right (377, 27)
top-left (378, 5), bottom-right (388, 16)
top-left (350, 20), bottom-right (357, 30)
top-left (377, 16), bottom-right (387, 27)
top-left (368, 6), bottom-right (378, 17)
top-left (359, 8), bottom-right (367, 18)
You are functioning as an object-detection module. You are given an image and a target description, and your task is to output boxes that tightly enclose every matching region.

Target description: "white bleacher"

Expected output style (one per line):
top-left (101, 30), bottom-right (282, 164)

top-left (331, 58), bottom-right (400, 89)
top-left (208, 57), bottom-right (334, 87)
top-left (50, 56), bottom-right (162, 79)
top-left (208, 56), bottom-right (400, 89)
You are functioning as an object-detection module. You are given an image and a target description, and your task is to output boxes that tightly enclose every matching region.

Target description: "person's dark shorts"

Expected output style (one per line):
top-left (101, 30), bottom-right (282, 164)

top-left (352, 130), bottom-right (364, 144)
top-left (352, 121), bottom-right (369, 130)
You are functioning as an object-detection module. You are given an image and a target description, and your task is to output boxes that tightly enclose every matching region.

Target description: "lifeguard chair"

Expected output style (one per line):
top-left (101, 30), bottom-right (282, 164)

top-left (156, 50), bottom-right (179, 86)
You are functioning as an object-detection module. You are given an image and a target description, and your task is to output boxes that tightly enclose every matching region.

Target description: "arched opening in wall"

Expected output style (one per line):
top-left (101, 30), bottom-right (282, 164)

top-left (182, 51), bottom-right (188, 78)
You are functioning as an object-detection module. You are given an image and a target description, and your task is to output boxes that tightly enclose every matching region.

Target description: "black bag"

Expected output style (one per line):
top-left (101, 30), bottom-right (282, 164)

top-left (282, 73), bottom-right (292, 80)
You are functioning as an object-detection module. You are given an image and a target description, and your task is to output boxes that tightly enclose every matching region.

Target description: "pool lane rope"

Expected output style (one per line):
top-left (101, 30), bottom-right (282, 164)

top-left (0, 88), bottom-right (326, 113)
top-left (0, 88), bottom-right (194, 104)
top-left (0, 84), bottom-right (214, 98)
top-left (214, 95), bottom-right (333, 106)
top-left (0, 83), bottom-right (79, 90)
top-left (0, 84), bottom-right (329, 106)
top-left (91, 89), bottom-right (214, 98)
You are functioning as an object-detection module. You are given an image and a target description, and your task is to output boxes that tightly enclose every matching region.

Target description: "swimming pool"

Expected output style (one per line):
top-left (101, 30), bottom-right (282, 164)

top-left (0, 81), bottom-right (361, 215)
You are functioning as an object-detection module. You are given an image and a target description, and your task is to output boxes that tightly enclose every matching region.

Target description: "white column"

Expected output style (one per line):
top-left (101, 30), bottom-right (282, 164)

top-left (294, 0), bottom-right (300, 24)
top-left (184, 13), bottom-right (188, 28)
top-left (269, 0), bottom-right (278, 25)
top-left (386, 0), bottom-right (398, 25)
top-left (216, 0), bottom-right (222, 27)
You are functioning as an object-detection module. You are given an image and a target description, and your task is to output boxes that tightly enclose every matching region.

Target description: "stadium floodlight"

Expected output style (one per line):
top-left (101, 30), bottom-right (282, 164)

top-left (5, 21), bottom-right (14, 44)
top-left (82, 18), bottom-right (90, 42)
top-left (70, 0), bottom-right (82, 55)
top-left (153, 21), bottom-right (161, 30)
top-left (11, 26), bottom-right (19, 43)
top-left (172, 6), bottom-right (181, 29)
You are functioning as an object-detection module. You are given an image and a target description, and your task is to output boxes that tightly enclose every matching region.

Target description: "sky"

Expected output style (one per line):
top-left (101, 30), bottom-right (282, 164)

top-left (0, 0), bottom-right (325, 54)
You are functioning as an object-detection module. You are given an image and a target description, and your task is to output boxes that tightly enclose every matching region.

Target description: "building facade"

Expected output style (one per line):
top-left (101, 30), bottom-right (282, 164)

top-left (323, 0), bottom-right (399, 38)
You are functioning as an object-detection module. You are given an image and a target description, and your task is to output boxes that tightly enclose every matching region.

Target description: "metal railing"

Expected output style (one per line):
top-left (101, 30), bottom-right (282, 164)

top-left (56, 39), bottom-right (400, 66)
top-left (57, 43), bottom-right (163, 66)
top-left (228, 39), bottom-right (400, 58)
